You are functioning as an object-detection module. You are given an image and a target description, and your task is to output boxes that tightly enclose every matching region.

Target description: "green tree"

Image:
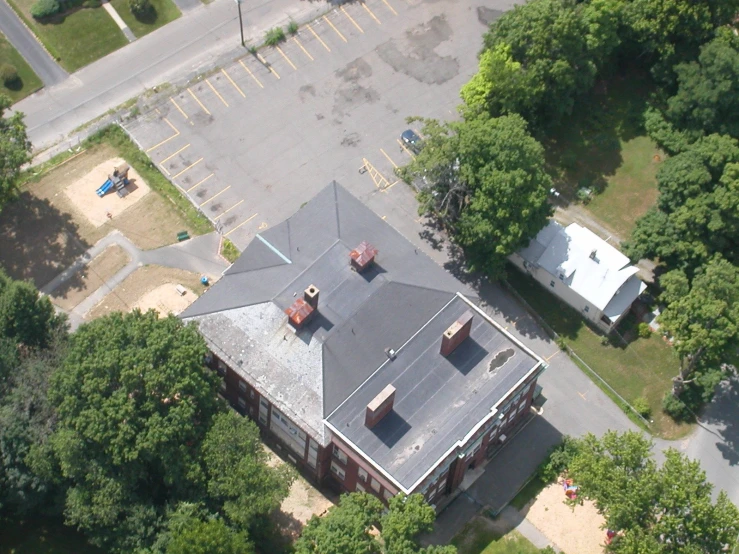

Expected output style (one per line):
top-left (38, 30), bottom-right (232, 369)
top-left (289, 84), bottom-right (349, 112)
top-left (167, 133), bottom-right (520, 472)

top-left (201, 410), bottom-right (294, 530)
top-left (167, 517), bottom-right (254, 554)
top-left (381, 494), bottom-right (436, 554)
top-left (400, 113), bottom-right (552, 277)
top-left (46, 310), bottom-right (221, 551)
top-left (0, 269), bottom-right (64, 349)
top-left (0, 95), bottom-right (31, 213)
top-left (657, 257), bottom-right (739, 395)
top-left (663, 29), bottom-right (739, 139)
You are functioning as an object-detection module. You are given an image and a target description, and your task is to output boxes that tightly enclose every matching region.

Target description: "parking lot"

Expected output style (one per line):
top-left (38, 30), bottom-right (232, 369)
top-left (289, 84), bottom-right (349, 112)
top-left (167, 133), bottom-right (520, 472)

top-left (124, 0), bottom-right (511, 248)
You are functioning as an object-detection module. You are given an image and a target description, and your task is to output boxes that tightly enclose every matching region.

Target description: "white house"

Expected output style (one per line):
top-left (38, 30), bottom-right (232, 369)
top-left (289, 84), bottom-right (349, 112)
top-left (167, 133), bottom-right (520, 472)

top-left (510, 221), bottom-right (647, 333)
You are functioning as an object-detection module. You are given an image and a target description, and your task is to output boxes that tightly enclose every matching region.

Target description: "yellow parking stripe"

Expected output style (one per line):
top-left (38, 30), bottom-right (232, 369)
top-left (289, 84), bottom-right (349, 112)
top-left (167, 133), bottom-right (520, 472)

top-left (323, 15), bottom-right (347, 42)
top-left (307, 23), bottom-right (330, 51)
top-left (256, 53), bottom-right (281, 79)
top-left (239, 60), bottom-right (264, 88)
top-left (206, 79), bottom-right (229, 107)
top-left (169, 97), bottom-right (188, 119)
top-left (200, 185), bottom-right (232, 206)
top-left (276, 46), bottom-right (297, 70)
top-left (221, 68), bottom-right (246, 97)
top-left (381, 0), bottom-right (397, 15)
top-left (380, 148), bottom-right (398, 168)
top-left (214, 199), bottom-right (244, 220)
top-left (187, 173), bottom-right (214, 192)
top-left (362, 2), bottom-right (381, 24)
top-left (187, 88), bottom-right (211, 115)
top-left (340, 6), bottom-right (363, 33)
top-left (172, 158), bottom-right (204, 179)
top-left (225, 212), bottom-right (258, 237)
top-left (160, 144), bottom-right (190, 167)
top-left (145, 118), bottom-right (179, 153)
top-left (293, 36), bottom-right (314, 61)
top-left (397, 138), bottom-right (415, 159)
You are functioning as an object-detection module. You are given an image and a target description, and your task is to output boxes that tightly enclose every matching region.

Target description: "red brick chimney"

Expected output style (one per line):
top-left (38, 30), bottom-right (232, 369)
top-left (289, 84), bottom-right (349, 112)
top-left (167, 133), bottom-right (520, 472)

top-left (365, 384), bottom-right (396, 429)
top-left (350, 241), bottom-right (378, 273)
top-left (440, 311), bottom-right (473, 357)
top-left (285, 298), bottom-right (314, 330)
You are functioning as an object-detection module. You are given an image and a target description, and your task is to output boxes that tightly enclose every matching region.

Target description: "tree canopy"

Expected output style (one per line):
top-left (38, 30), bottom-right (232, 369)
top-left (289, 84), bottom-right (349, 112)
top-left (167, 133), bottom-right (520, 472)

top-left (0, 95), bottom-right (31, 213)
top-left (295, 492), bottom-right (455, 554)
top-left (399, 113), bottom-right (552, 277)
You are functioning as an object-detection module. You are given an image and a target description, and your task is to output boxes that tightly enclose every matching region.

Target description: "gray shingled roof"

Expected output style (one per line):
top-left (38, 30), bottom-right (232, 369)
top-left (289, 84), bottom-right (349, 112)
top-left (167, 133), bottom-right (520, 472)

top-left (181, 182), bottom-right (478, 444)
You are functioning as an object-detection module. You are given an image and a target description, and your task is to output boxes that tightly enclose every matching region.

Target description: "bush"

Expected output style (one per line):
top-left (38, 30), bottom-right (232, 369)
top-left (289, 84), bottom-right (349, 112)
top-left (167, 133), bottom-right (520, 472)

top-left (0, 64), bottom-right (19, 86)
top-left (632, 396), bottom-right (651, 418)
top-left (662, 391), bottom-right (692, 421)
top-left (129, 0), bottom-right (152, 18)
top-left (637, 322), bottom-right (652, 338)
top-left (264, 27), bottom-right (286, 46)
top-left (537, 436), bottom-right (579, 483)
top-left (30, 0), bottom-right (60, 19)
top-left (287, 20), bottom-right (298, 35)
top-left (83, 0), bottom-right (101, 7)
top-left (220, 238), bottom-right (240, 263)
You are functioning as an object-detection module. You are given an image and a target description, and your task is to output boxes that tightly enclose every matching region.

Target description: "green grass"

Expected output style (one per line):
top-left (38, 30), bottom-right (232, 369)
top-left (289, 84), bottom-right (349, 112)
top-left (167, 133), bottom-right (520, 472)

top-left (509, 477), bottom-right (547, 511)
top-left (585, 135), bottom-right (662, 238)
top-left (452, 519), bottom-right (543, 554)
top-left (0, 32), bottom-right (43, 102)
top-left (0, 518), bottom-right (102, 554)
top-left (7, 0), bottom-right (127, 72)
top-left (507, 269), bottom-right (692, 439)
top-left (110, 0), bottom-right (180, 39)
top-left (82, 125), bottom-right (212, 234)
top-left (220, 237), bottom-right (240, 263)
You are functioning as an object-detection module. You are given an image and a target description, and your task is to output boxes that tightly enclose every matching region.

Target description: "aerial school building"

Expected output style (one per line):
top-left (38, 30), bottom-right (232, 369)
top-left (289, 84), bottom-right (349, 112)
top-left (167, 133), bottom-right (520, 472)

top-left (181, 182), bottom-right (547, 506)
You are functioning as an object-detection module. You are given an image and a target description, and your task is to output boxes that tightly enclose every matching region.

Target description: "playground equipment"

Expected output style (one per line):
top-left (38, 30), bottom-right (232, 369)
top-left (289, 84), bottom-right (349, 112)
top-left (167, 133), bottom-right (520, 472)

top-left (563, 478), bottom-right (579, 500)
top-left (96, 164), bottom-right (131, 198)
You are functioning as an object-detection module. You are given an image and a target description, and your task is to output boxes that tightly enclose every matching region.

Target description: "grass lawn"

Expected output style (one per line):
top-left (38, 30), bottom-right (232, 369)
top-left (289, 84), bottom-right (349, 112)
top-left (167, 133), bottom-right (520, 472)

top-left (0, 32), bottom-right (43, 102)
top-left (0, 518), bottom-right (102, 554)
top-left (110, 0), bottom-right (180, 39)
top-left (452, 518), bottom-right (544, 554)
top-left (509, 477), bottom-right (547, 511)
top-left (7, 0), bottom-right (127, 72)
top-left (585, 135), bottom-right (662, 238)
top-left (507, 269), bottom-right (692, 439)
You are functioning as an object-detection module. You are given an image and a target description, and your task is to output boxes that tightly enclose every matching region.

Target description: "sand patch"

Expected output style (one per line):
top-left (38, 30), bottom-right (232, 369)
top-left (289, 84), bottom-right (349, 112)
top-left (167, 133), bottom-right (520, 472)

top-left (133, 284), bottom-right (195, 316)
top-left (525, 481), bottom-right (606, 554)
top-left (63, 157), bottom-right (150, 227)
top-left (50, 244), bottom-right (131, 311)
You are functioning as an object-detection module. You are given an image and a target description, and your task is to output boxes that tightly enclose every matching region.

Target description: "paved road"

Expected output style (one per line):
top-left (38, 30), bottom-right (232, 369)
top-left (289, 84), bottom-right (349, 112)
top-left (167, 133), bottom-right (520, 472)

top-left (12, 0), bottom-right (329, 151)
top-left (0, 0), bottom-right (67, 86)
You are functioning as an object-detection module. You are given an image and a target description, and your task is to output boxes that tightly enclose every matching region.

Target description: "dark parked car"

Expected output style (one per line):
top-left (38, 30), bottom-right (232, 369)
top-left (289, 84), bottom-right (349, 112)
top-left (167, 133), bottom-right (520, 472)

top-left (400, 129), bottom-right (423, 154)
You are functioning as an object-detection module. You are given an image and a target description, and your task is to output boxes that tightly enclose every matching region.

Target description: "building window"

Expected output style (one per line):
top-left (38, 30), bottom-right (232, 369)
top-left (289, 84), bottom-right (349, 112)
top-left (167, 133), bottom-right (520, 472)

top-left (357, 467), bottom-right (368, 482)
top-left (382, 489), bottom-right (393, 501)
top-left (584, 306), bottom-right (590, 313)
top-left (518, 402), bottom-right (527, 413)
top-left (217, 359), bottom-right (227, 376)
top-left (307, 440), bottom-right (319, 469)
top-left (219, 380), bottom-right (226, 392)
top-left (249, 389), bottom-right (255, 399)
top-left (330, 462), bottom-right (346, 481)
top-left (258, 397), bottom-right (268, 425)
top-left (522, 383), bottom-right (533, 395)
top-left (271, 408), bottom-right (308, 456)
top-left (237, 397), bottom-right (246, 409)
top-left (427, 487), bottom-right (437, 500)
top-left (370, 478), bottom-right (381, 493)
top-left (239, 380), bottom-right (247, 393)
top-left (356, 483), bottom-right (365, 493)
top-left (600, 314), bottom-right (612, 325)
top-left (333, 446), bottom-right (348, 464)
top-left (549, 280), bottom-right (555, 288)
top-left (558, 273), bottom-right (564, 281)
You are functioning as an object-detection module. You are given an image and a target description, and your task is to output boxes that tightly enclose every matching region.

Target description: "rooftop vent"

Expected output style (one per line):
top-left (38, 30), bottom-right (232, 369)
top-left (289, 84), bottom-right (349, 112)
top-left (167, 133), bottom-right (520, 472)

top-left (365, 384), bottom-right (396, 429)
top-left (304, 284), bottom-right (319, 309)
top-left (350, 241), bottom-right (378, 273)
top-left (589, 249), bottom-right (598, 262)
top-left (440, 310), bottom-right (474, 357)
top-left (285, 298), bottom-right (315, 330)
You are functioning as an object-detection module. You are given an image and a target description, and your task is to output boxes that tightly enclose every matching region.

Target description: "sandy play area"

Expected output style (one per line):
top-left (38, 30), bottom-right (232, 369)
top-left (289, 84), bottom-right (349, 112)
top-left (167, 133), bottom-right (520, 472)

top-left (64, 157), bottom-right (150, 227)
top-left (133, 284), bottom-right (195, 316)
top-left (525, 481), bottom-right (606, 554)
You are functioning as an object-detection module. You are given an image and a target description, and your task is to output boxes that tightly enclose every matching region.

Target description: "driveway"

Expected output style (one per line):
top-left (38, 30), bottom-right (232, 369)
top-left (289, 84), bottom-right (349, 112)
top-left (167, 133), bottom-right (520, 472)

top-left (0, 0), bottom-right (67, 86)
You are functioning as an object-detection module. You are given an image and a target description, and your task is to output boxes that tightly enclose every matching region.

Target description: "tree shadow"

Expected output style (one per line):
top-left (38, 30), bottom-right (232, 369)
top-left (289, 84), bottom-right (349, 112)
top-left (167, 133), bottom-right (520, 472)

top-left (701, 377), bottom-right (739, 468)
top-left (542, 65), bottom-right (654, 202)
top-left (0, 192), bottom-right (90, 288)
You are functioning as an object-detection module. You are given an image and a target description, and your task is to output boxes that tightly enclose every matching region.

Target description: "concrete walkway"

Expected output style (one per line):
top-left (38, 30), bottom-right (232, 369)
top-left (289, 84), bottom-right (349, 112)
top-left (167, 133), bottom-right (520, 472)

top-left (102, 0), bottom-right (136, 42)
top-left (0, 0), bottom-right (67, 86)
top-left (43, 230), bottom-right (228, 330)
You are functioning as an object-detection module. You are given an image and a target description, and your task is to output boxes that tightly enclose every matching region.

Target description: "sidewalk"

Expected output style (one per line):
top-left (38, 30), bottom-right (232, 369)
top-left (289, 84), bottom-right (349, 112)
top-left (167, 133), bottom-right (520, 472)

top-left (12, 0), bottom-right (330, 153)
top-left (101, 0), bottom-right (136, 42)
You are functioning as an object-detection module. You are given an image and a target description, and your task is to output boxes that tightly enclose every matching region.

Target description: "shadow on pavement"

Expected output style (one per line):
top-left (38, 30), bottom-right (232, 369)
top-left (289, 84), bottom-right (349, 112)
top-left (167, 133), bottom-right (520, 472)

top-left (702, 377), bottom-right (739, 467)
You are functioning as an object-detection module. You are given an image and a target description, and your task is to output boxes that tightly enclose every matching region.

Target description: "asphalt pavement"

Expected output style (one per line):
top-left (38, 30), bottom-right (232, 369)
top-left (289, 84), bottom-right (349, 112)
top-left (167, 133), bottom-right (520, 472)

top-left (0, 0), bottom-right (67, 86)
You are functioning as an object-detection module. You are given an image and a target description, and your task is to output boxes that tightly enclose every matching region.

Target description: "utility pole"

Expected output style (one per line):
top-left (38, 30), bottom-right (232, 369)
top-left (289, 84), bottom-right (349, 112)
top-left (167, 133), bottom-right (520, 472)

top-left (235, 0), bottom-right (244, 47)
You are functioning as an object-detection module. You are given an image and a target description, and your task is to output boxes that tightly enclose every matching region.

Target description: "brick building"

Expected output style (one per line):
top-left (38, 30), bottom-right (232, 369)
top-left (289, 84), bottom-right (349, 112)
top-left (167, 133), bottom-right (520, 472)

top-left (181, 182), bottom-right (547, 507)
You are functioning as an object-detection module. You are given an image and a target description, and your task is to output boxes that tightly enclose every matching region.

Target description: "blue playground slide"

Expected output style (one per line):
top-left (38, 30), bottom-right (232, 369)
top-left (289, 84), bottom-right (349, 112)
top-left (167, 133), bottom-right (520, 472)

top-left (96, 178), bottom-right (113, 197)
